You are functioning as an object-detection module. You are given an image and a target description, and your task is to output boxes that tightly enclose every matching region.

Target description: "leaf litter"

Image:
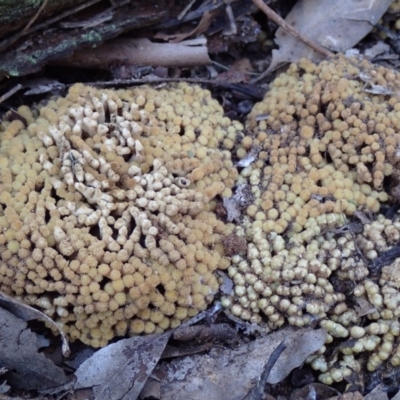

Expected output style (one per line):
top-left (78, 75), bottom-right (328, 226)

top-left (0, 298), bottom-right (329, 400)
top-left (266, 0), bottom-right (393, 74)
top-left (74, 333), bottom-right (172, 400)
top-left (148, 328), bottom-right (327, 400)
top-left (0, 307), bottom-right (67, 391)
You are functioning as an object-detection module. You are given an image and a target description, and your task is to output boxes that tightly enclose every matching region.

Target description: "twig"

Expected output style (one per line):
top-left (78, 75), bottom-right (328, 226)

top-left (252, 0), bottom-right (334, 82)
top-left (57, 37), bottom-right (211, 68)
top-left (21, 0), bottom-right (49, 36)
top-left (178, 0), bottom-right (197, 20)
top-left (152, 0), bottom-right (224, 30)
top-left (59, 9), bottom-right (113, 29)
top-left (26, 0), bottom-right (102, 35)
top-left (252, 0), bottom-right (333, 58)
top-left (370, 246), bottom-right (400, 273)
top-left (212, 60), bottom-right (230, 71)
top-left (223, 2), bottom-right (237, 35)
top-left (244, 339), bottom-right (287, 400)
top-left (0, 0), bottom-right (48, 52)
top-left (0, 84), bottom-right (22, 104)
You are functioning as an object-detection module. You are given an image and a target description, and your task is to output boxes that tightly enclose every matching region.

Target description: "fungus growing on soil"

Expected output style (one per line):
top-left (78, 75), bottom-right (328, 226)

top-left (222, 55), bottom-right (400, 381)
top-left (0, 82), bottom-right (241, 347)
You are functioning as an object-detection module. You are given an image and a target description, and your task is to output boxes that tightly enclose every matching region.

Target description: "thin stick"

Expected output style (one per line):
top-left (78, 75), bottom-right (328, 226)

top-left (0, 0), bottom-right (102, 52)
top-left (26, 0), bottom-right (102, 35)
top-left (252, 0), bottom-right (334, 58)
top-left (21, 0), bottom-right (49, 35)
top-left (178, 0), bottom-right (197, 20)
top-left (0, 84), bottom-right (22, 104)
top-left (0, 0), bottom-right (48, 52)
top-left (244, 339), bottom-right (287, 400)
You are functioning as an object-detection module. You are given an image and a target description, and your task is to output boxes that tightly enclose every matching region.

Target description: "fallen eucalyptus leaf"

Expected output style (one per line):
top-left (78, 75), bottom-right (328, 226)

top-left (154, 328), bottom-right (327, 400)
top-left (267, 0), bottom-right (392, 73)
top-left (0, 381), bottom-right (10, 394)
top-left (22, 78), bottom-right (65, 96)
top-left (364, 41), bottom-right (392, 60)
top-left (0, 308), bottom-right (67, 391)
top-left (74, 332), bottom-right (171, 400)
top-left (290, 383), bottom-right (339, 400)
top-left (363, 84), bottom-right (396, 95)
top-left (0, 291), bottom-right (70, 356)
top-left (364, 384), bottom-right (389, 400)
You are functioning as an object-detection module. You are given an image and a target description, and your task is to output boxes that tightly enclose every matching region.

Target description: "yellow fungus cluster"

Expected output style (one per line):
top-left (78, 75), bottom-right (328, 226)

top-left (308, 215), bottom-right (400, 385)
top-left (0, 83), bottom-right (240, 347)
top-left (221, 55), bottom-right (400, 383)
top-left (241, 54), bottom-right (400, 239)
top-left (222, 53), bottom-right (400, 327)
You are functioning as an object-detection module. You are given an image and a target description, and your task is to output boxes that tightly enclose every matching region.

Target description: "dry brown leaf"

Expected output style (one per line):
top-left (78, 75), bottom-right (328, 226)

top-left (154, 9), bottom-right (220, 43)
top-left (0, 291), bottom-right (70, 356)
top-left (267, 0), bottom-right (393, 73)
top-left (153, 328), bottom-right (327, 400)
top-left (216, 58), bottom-right (253, 83)
top-left (0, 308), bottom-right (67, 391)
top-left (290, 383), bottom-right (339, 400)
top-left (74, 332), bottom-right (171, 400)
top-left (353, 297), bottom-right (376, 317)
top-left (329, 393), bottom-right (364, 400)
top-left (364, 384), bottom-right (388, 400)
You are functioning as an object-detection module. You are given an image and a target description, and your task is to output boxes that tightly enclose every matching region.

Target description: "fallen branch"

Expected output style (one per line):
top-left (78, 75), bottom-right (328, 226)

top-left (55, 37), bottom-right (211, 69)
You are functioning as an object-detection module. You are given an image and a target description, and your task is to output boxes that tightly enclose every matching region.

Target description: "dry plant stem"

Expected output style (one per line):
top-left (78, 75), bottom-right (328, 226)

top-left (0, 84), bottom-right (22, 104)
top-left (56, 37), bottom-right (211, 69)
top-left (29, 0), bottom-right (102, 34)
top-left (252, 0), bottom-right (334, 83)
top-left (178, 0), bottom-right (197, 20)
top-left (21, 0), bottom-right (49, 35)
top-left (252, 0), bottom-right (334, 58)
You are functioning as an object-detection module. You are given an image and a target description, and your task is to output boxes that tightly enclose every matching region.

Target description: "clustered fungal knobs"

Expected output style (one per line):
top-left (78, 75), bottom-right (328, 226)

top-left (4, 52), bottom-right (400, 384)
top-left (307, 215), bottom-right (400, 384)
top-left (0, 83), bottom-right (240, 347)
top-left (220, 54), bottom-right (400, 382)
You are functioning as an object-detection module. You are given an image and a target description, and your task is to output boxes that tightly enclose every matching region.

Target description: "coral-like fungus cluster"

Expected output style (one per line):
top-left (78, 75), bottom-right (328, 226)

top-left (221, 55), bottom-right (400, 381)
top-left (306, 215), bottom-right (400, 384)
top-left (0, 83), bottom-right (240, 347)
